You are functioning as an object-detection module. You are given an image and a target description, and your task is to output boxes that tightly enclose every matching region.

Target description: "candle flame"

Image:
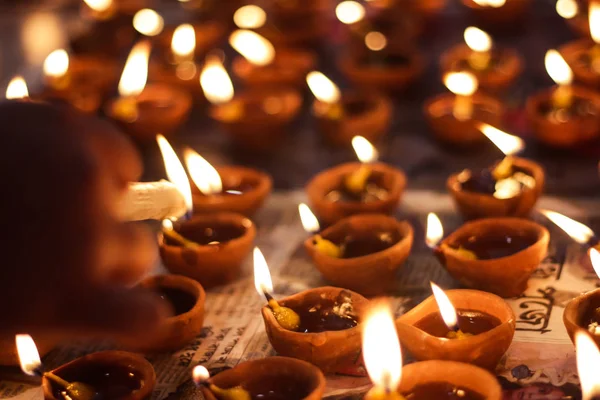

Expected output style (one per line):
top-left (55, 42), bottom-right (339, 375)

top-left (184, 149), bottom-right (222, 195)
top-left (133, 9), bottom-right (164, 37)
top-left (472, 0), bottom-right (506, 7)
top-left (6, 76), bottom-right (29, 99)
top-left (83, 0), bottom-right (112, 12)
top-left (233, 5), bottom-right (267, 29)
top-left (352, 136), bottom-right (379, 163)
top-left (200, 57), bottom-right (234, 105)
top-left (229, 30), bottom-right (275, 66)
top-left (590, 2), bottom-right (600, 44)
top-left (157, 135), bottom-right (193, 214)
top-left (545, 49), bottom-right (573, 86)
top-left (365, 31), bottom-right (387, 51)
top-left (590, 248), bottom-right (600, 279)
top-left (16, 334), bottom-right (41, 376)
top-left (336, 1), bottom-right (366, 24)
top-left (464, 27), bottom-right (492, 53)
top-left (172, 24), bottom-right (196, 58)
top-left (477, 123), bottom-right (525, 156)
top-left (444, 72), bottom-right (478, 96)
top-left (576, 331), bottom-right (600, 400)
top-left (306, 71), bottom-right (341, 104)
top-left (362, 302), bottom-right (402, 393)
top-left (430, 282), bottom-right (458, 331)
top-left (118, 41), bottom-right (151, 98)
top-left (426, 212), bottom-right (444, 248)
top-left (298, 203), bottom-right (320, 233)
top-left (162, 219), bottom-right (174, 231)
top-left (43, 49), bottom-right (69, 78)
top-left (192, 365), bottom-right (210, 385)
top-left (253, 247), bottom-right (273, 296)
top-left (539, 210), bottom-right (594, 244)
top-left (556, 0), bottom-right (578, 19)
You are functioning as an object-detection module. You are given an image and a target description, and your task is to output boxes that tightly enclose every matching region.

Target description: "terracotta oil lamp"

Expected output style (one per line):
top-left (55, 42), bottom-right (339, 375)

top-left (527, 49), bottom-right (600, 148)
top-left (361, 302), bottom-right (502, 399)
top-left (254, 247), bottom-right (369, 372)
top-left (5, 76), bottom-right (30, 101)
top-left (306, 136), bottom-right (407, 226)
top-left (105, 41), bottom-right (192, 142)
top-left (574, 330), bottom-right (600, 400)
top-left (460, 0), bottom-right (531, 27)
top-left (230, 29), bottom-right (316, 89)
top-left (424, 72), bottom-right (504, 147)
top-left (564, 286), bottom-right (600, 348)
top-left (396, 285), bottom-right (515, 370)
top-left (156, 21), bottom-right (226, 60)
top-left (307, 71), bottom-right (392, 147)
top-left (440, 27), bottom-right (522, 93)
top-left (447, 124), bottom-right (544, 219)
top-left (200, 57), bottom-right (302, 152)
top-left (427, 213), bottom-right (549, 297)
top-left (184, 149), bottom-right (272, 217)
top-left (299, 203), bottom-right (413, 296)
top-left (193, 358), bottom-right (326, 400)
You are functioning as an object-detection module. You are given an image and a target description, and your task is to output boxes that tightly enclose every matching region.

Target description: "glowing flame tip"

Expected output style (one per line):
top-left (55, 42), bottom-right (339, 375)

top-left (157, 135), bottom-right (193, 214)
top-left (351, 136), bottom-right (379, 163)
top-left (477, 123), bottom-right (525, 156)
top-left (298, 203), bottom-right (320, 233)
top-left (16, 334), bottom-right (41, 377)
top-left (430, 282), bottom-right (458, 331)
top-left (253, 247), bottom-right (273, 296)
top-left (576, 331), bottom-right (600, 400)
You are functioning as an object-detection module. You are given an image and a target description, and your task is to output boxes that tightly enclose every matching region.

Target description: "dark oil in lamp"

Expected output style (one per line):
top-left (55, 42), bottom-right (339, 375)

top-left (413, 309), bottom-right (501, 338)
top-left (330, 230), bottom-right (399, 259)
top-left (446, 229), bottom-right (538, 260)
top-left (155, 286), bottom-right (197, 316)
top-left (293, 294), bottom-right (359, 333)
top-left (165, 220), bottom-right (247, 248)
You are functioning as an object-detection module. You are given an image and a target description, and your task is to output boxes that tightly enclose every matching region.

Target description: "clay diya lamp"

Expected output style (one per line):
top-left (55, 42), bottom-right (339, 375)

top-left (105, 41), bottom-right (192, 142)
top-left (299, 204), bottom-right (413, 296)
top-left (200, 57), bottom-right (302, 152)
top-left (460, 0), bottom-right (531, 27)
top-left (306, 137), bottom-right (406, 226)
top-left (230, 30), bottom-right (316, 89)
top-left (160, 213), bottom-right (256, 288)
top-left (156, 21), bottom-right (226, 60)
top-left (184, 149), bottom-right (272, 217)
top-left (396, 285), bottom-right (516, 370)
top-left (427, 213), bottom-right (549, 297)
top-left (526, 49), bottom-right (600, 148)
top-left (447, 124), bottom-right (544, 219)
top-left (561, 4), bottom-right (600, 89)
top-left (425, 72), bottom-right (504, 147)
top-left (440, 27), bottom-right (523, 93)
top-left (254, 248), bottom-right (369, 372)
top-left (193, 357), bottom-right (326, 400)
top-left (307, 71), bottom-right (392, 147)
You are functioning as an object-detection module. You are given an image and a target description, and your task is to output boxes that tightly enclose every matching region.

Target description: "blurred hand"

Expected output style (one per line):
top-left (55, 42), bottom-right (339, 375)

top-left (0, 101), bottom-right (170, 342)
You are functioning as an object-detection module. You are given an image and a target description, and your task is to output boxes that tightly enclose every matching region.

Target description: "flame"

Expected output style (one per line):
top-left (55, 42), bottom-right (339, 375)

top-left (83, 0), bottom-right (112, 12)
top-left (133, 9), bottom-right (164, 37)
top-left (336, 1), bottom-right (366, 24)
top-left (477, 123), bottom-right (525, 156)
top-left (430, 282), bottom-right (458, 331)
top-left (556, 0), bottom-right (578, 19)
top-left (352, 136), bottom-right (379, 163)
top-left (118, 41), bottom-right (151, 98)
top-left (253, 247), bottom-right (273, 296)
top-left (444, 72), bottom-right (478, 96)
top-left (6, 76), bottom-right (29, 99)
top-left (426, 212), bottom-right (443, 248)
top-left (229, 30), bottom-right (275, 66)
top-left (365, 31), bottom-right (387, 51)
top-left (43, 49), bottom-right (69, 78)
top-left (472, 0), bottom-right (506, 7)
top-left (464, 27), bottom-right (492, 52)
top-left (157, 135), bottom-right (193, 214)
top-left (192, 365), bottom-right (210, 385)
top-left (306, 71), bottom-right (341, 104)
top-left (184, 149), bottom-right (222, 195)
top-left (299, 203), bottom-right (320, 233)
top-left (200, 57), bottom-right (234, 105)
top-left (539, 210), bottom-right (594, 244)
top-left (162, 219), bottom-right (174, 231)
top-left (545, 49), bottom-right (573, 86)
top-left (362, 302), bottom-right (402, 393)
top-left (233, 5), bottom-right (267, 29)
top-left (16, 334), bottom-right (41, 376)
top-left (590, 2), bottom-right (600, 44)
top-left (590, 248), bottom-right (600, 279)
top-left (576, 331), bottom-right (600, 400)
top-left (172, 24), bottom-right (196, 59)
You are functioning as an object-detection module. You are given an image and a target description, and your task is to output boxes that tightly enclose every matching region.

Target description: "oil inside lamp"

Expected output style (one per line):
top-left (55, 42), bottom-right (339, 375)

top-left (335, 0), bottom-right (366, 25)
top-left (575, 330), bottom-right (600, 400)
top-left (43, 49), bottom-right (69, 89)
top-left (556, 0), bottom-right (578, 19)
top-left (471, 0), bottom-right (506, 7)
top-left (298, 203), bottom-right (342, 258)
top-left (113, 40), bottom-right (151, 122)
top-left (464, 27), bottom-right (492, 71)
top-left (5, 76), bottom-right (29, 100)
top-left (132, 9), bottom-right (164, 37)
top-left (229, 30), bottom-right (276, 67)
top-left (443, 72), bottom-right (478, 121)
top-left (588, 2), bottom-right (600, 73)
top-left (539, 210), bottom-right (595, 245)
top-left (545, 49), bottom-right (574, 110)
top-left (430, 283), bottom-right (471, 339)
top-left (233, 5), bottom-right (267, 29)
top-left (193, 365), bottom-right (251, 400)
top-left (306, 70), bottom-right (343, 119)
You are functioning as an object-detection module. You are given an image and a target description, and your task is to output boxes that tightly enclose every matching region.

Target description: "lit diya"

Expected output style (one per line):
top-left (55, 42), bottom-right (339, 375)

top-left (575, 330), bottom-right (600, 400)
top-left (306, 136), bottom-right (406, 226)
top-left (424, 72), bottom-right (504, 147)
top-left (526, 49), bottom-right (600, 148)
top-left (427, 213), bottom-right (549, 297)
top-left (200, 56), bottom-right (302, 152)
top-left (105, 41), bottom-right (192, 142)
top-left (230, 30), bottom-right (316, 89)
top-left (362, 301), bottom-right (502, 399)
top-left (396, 283), bottom-right (515, 370)
top-left (16, 334), bottom-right (156, 400)
top-left (440, 27), bottom-right (523, 93)
top-left (459, 0), bottom-right (531, 27)
top-left (255, 247), bottom-right (369, 372)
top-left (193, 358), bottom-right (326, 400)
top-left (300, 203), bottom-right (413, 296)
top-left (5, 76), bottom-right (30, 101)
top-left (307, 71), bottom-right (392, 147)
top-left (447, 124), bottom-right (544, 219)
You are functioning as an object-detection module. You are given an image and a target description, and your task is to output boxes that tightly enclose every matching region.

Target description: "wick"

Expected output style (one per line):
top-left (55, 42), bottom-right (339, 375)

top-left (44, 372), bottom-right (71, 389)
top-left (264, 291), bottom-right (274, 303)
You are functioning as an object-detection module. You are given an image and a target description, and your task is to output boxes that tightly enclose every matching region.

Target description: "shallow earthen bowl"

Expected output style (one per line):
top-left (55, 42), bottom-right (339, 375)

top-left (156, 22), bottom-right (226, 59)
top-left (564, 288), bottom-right (600, 348)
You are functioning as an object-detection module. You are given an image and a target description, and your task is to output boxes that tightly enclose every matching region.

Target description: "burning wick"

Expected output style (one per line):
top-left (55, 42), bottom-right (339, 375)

top-left (345, 136), bottom-right (379, 194)
top-left (539, 210), bottom-right (598, 247)
top-left (444, 72), bottom-right (478, 121)
top-left (430, 283), bottom-right (473, 339)
top-left (298, 203), bottom-right (342, 258)
top-left (253, 247), bottom-right (300, 331)
top-left (161, 219), bottom-right (198, 248)
top-left (545, 49), bottom-right (573, 110)
top-left (114, 40), bottom-right (151, 122)
top-left (306, 71), bottom-right (343, 119)
top-left (464, 26), bottom-right (492, 71)
top-left (192, 365), bottom-right (251, 400)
